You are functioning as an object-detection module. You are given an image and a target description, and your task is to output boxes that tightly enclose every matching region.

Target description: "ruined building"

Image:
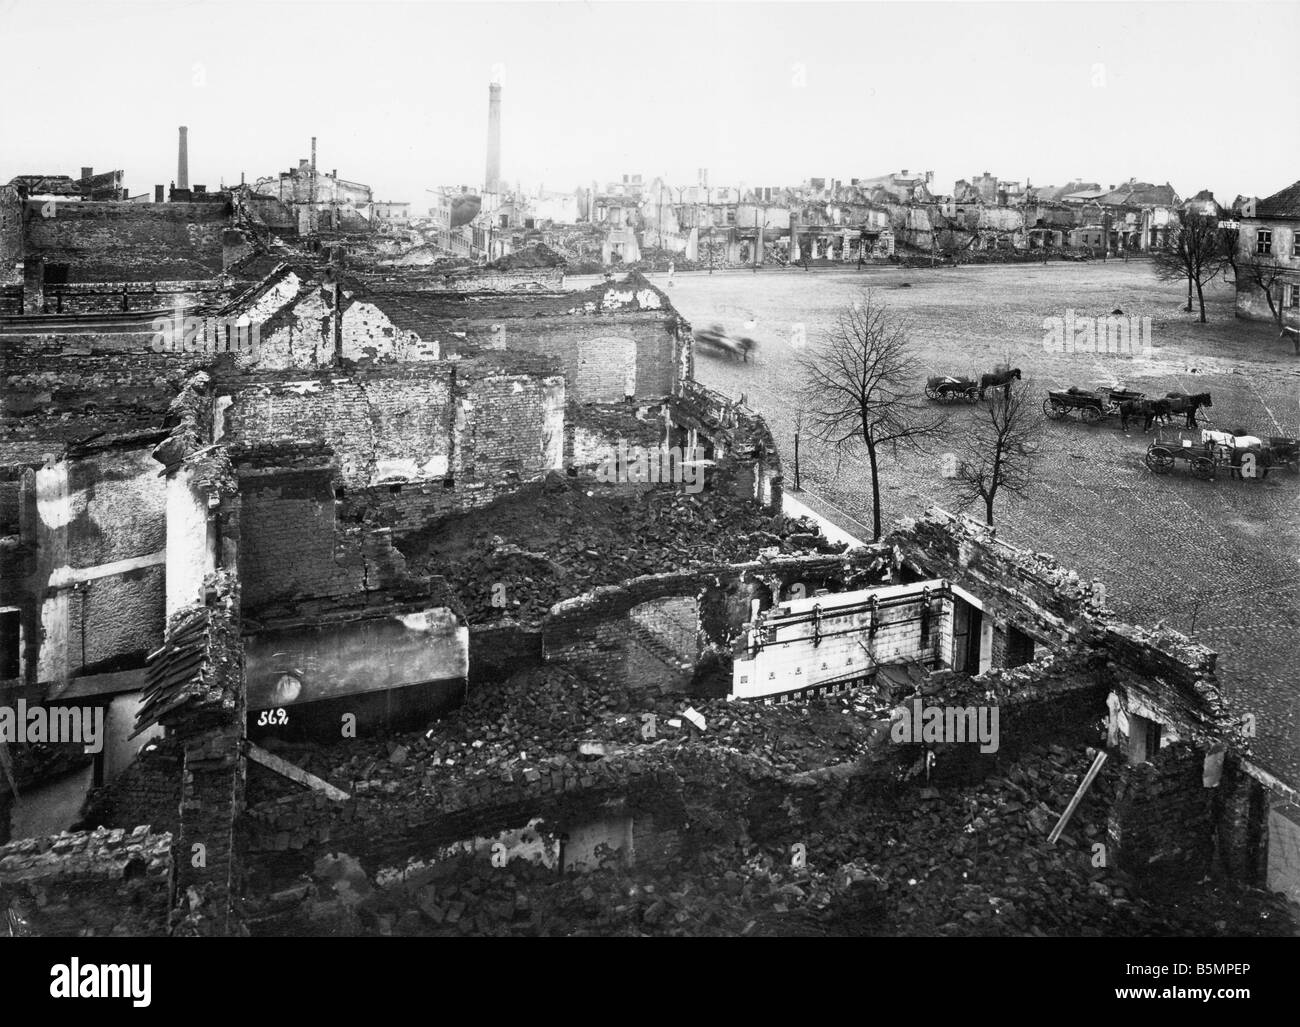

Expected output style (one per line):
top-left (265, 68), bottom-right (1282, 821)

top-left (1, 177), bottom-right (1297, 937)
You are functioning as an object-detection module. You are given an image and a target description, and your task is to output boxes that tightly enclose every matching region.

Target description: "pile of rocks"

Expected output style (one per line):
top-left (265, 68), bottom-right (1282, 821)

top-left (407, 475), bottom-right (843, 627)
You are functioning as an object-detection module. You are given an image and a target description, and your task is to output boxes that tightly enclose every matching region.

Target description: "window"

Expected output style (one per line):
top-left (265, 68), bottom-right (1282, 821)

top-left (1289, 283), bottom-right (1300, 309)
top-left (1293, 231), bottom-right (1300, 258)
top-left (1256, 228), bottom-right (1272, 255)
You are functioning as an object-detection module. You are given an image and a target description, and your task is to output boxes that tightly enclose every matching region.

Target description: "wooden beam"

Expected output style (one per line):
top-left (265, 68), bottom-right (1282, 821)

top-left (246, 743), bottom-right (350, 801)
top-left (1048, 750), bottom-right (1108, 845)
top-left (47, 550), bottom-right (166, 589)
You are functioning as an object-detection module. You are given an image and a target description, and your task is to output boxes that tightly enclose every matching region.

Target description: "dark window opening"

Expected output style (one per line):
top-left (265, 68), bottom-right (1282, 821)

top-left (334, 486), bottom-right (346, 500)
top-left (442, 477), bottom-right (455, 490)
top-left (388, 483), bottom-right (403, 494)
top-left (1005, 626), bottom-right (1035, 668)
top-left (44, 263), bottom-right (70, 285)
top-left (1, 609), bottom-right (22, 679)
top-left (1146, 719), bottom-right (1163, 758)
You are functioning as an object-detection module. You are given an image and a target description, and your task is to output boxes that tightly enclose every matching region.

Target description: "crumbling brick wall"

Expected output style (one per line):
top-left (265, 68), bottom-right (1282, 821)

top-left (222, 360), bottom-right (565, 541)
top-left (79, 735), bottom-right (183, 839)
top-left (0, 826), bottom-right (173, 936)
top-left (544, 553), bottom-right (893, 696)
top-left (42, 281), bottom-right (228, 315)
top-left (22, 201), bottom-right (230, 282)
top-left (220, 368), bottom-right (456, 486)
top-left (1, 343), bottom-right (201, 418)
top-left (237, 466), bottom-right (411, 611)
top-left (1108, 743), bottom-right (1216, 884)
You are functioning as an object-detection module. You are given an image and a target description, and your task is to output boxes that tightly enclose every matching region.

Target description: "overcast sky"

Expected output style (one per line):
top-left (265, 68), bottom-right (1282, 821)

top-left (1, 0), bottom-right (1295, 210)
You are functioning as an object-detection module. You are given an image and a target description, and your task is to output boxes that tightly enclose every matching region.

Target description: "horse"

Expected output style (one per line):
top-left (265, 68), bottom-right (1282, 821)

top-left (1118, 398), bottom-right (1171, 432)
top-left (978, 367), bottom-right (1022, 399)
top-left (1164, 391), bottom-right (1212, 428)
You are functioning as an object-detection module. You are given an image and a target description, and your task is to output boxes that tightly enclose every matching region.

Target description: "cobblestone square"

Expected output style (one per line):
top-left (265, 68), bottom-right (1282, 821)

top-left (672, 262), bottom-right (1300, 785)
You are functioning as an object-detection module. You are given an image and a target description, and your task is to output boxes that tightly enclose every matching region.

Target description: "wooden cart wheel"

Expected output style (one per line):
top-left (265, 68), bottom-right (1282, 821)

top-left (1080, 405), bottom-right (1103, 424)
top-left (1192, 456), bottom-right (1216, 480)
top-left (1043, 398), bottom-right (1065, 419)
top-left (965, 388), bottom-right (979, 404)
top-left (925, 384), bottom-right (938, 400)
top-left (1145, 447), bottom-right (1174, 474)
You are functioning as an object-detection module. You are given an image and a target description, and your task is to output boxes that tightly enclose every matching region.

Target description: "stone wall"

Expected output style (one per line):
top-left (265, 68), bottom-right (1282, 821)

top-left (0, 826), bottom-right (173, 936)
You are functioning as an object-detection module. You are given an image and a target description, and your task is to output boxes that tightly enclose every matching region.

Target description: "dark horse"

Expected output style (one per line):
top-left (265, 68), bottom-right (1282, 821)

top-left (1164, 391), bottom-right (1212, 428)
top-left (978, 367), bottom-right (1022, 399)
top-left (1118, 398), bottom-right (1171, 432)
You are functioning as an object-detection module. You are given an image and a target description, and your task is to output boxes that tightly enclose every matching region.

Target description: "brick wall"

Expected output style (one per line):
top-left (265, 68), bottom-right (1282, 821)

top-left (80, 736), bottom-right (183, 839)
top-left (0, 826), bottom-right (173, 936)
top-left (1, 341), bottom-right (202, 418)
top-left (221, 369), bottom-right (456, 486)
top-left (246, 281), bottom-right (440, 371)
top-left (41, 280), bottom-right (228, 315)
top-left (237, 467), bottom-right (410, 610)
top-left (23, 201), bottom-right (230, 282)
top-left (223, 360), bottom-right (564, 538)
top-left (487, 317), bottom-right (677, 401)
top-left (1108, 743), bottom-right (1215, 884)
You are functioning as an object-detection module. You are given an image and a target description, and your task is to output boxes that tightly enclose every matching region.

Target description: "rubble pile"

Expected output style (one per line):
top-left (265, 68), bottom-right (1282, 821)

top-left (0, 826), bottom-right (174, 937)
top-left (403, 474), bottom-right (843, 627)
top-left (244, 736), bottom-right (1297, 938)
top-left (247, 664), bottom-right (883, 814)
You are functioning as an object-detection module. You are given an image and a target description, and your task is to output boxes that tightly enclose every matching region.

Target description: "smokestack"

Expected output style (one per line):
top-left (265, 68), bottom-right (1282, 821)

top-left (154, 185), bottom-right (164, 203)
top-left (177, 126), bottom-right (189, 190)
top-left (485, 82), bottom-right (502, 195)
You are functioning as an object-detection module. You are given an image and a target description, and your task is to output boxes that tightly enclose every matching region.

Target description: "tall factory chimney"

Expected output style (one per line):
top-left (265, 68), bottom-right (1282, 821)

top-left (485, 82), bottom-right (502, 195)
top-left (177, 126), bottom-right (189, 190)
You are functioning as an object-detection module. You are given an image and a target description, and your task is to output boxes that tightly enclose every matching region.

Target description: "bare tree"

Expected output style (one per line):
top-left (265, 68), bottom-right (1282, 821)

top-left (948, 378), bottom-right (1040, 526)
top-left (1151, 211), bottom-right (1226, 322)
top-left (797, 291), bottom-right (946, 539)
top-left (1239, 253), bottom-right (1298, 354)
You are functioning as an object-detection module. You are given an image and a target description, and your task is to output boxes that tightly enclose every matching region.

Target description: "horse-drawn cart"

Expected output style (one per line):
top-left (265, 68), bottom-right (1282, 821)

top-left (1267, 436), bottom-right (1300, 473)
top-left (1145, 427), bottom-right (1275, 481)
top-left (925, 375), bottom-right (980, 404)
top-left (1042, 386), bottom-right (1145, 424)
